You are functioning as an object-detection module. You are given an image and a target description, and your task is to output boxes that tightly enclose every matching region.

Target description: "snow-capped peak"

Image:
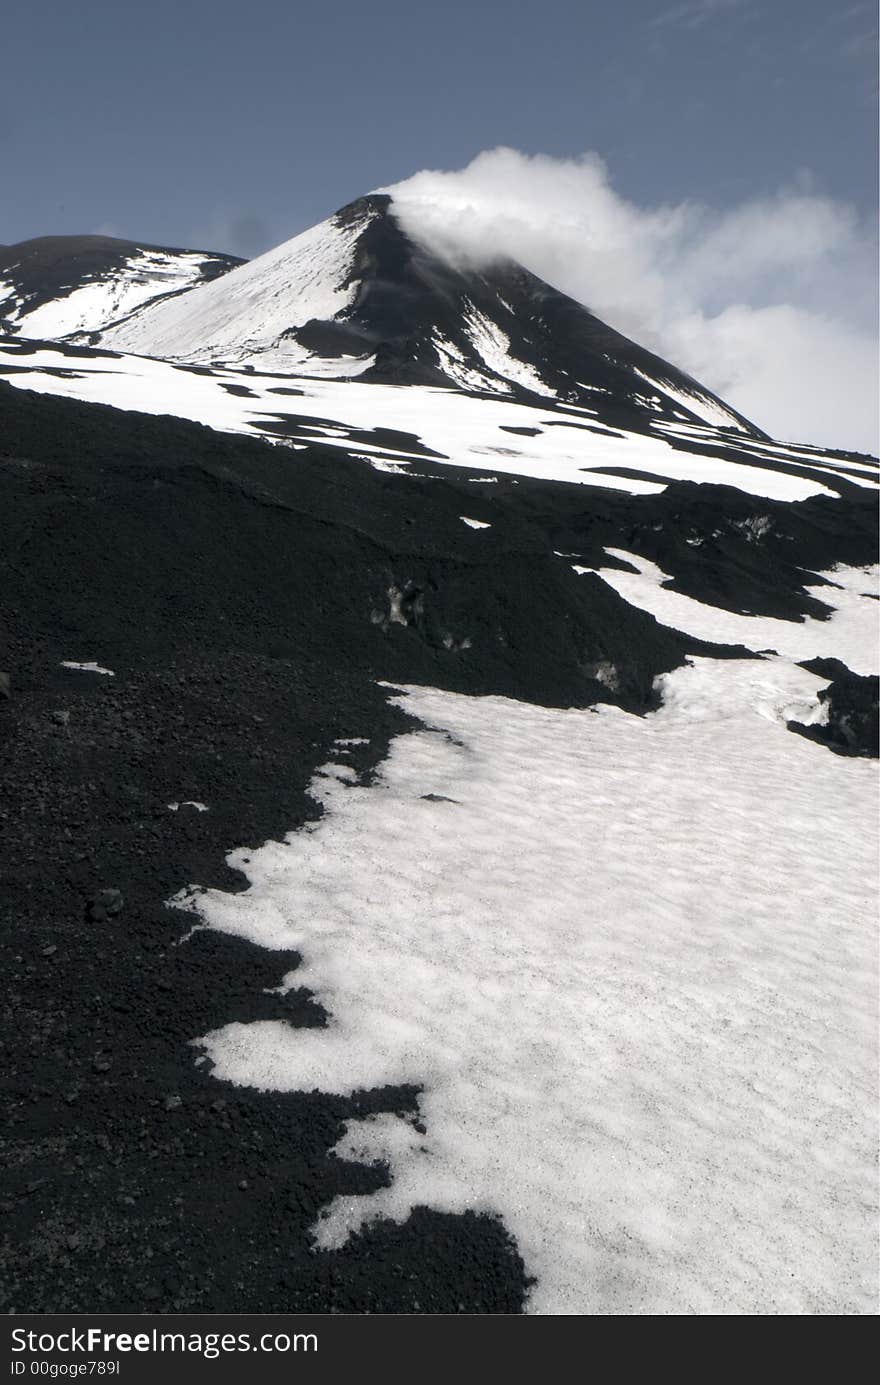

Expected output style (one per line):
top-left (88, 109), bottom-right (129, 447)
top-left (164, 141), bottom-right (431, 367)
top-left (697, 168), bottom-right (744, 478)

top-left (97, 200), bottom-right (382, 376)
top-left (87, 195), bottom-right (760, 435)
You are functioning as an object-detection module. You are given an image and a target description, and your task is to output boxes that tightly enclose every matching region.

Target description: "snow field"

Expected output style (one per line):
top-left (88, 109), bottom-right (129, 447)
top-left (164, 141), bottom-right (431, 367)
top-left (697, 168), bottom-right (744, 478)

top-left (175, 654), bottom-right (878, 1315)
top-left (0, 342), bottom-right (858, 502)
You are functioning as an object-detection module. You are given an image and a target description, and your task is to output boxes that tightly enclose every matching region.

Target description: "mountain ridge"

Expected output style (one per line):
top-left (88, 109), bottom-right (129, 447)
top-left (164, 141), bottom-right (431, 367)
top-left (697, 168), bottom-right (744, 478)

top-left (0, 234), bottom-right (244, 341)
top-left (61, 193), bottom-right (761, 438)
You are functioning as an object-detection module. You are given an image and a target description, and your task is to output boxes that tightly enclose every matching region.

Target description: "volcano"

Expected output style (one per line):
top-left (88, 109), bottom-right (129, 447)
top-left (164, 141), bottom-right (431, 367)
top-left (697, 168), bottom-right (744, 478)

top-left (88, 193), bottom-right (758, 437)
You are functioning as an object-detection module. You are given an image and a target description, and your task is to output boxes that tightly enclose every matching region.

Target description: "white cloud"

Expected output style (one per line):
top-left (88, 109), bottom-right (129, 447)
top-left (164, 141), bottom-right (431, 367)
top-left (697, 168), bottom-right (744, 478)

top-left (651, 0), bottom-right (752, 31)
top-left (384, 149), bottom-right (878, 453)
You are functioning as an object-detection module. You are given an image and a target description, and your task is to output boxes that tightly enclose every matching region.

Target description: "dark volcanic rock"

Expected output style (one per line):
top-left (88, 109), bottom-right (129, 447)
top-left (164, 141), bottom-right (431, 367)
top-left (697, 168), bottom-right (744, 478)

top-left (87, 888), bottom-right (124, 921)
top-left (790, 658), bottom-right (879, 757)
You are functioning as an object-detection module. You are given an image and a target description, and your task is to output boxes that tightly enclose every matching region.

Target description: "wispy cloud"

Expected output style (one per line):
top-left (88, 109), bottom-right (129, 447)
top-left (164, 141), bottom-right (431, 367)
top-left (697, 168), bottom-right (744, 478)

top-left (188, 211), bottom-right (273, 259)
top-left (797, 3), bottom-right (878, 62)
top-left (90, 221), bottom-right (124, 240)
top-left (385, 148), bottom-right (878, 453)
top-left (650, 0), bottom-right (751, 32)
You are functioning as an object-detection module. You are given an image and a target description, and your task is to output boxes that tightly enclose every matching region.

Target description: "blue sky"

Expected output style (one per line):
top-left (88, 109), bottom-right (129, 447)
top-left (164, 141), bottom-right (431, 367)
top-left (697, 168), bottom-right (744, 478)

top-left (2, 0), bottom-right (876, 254)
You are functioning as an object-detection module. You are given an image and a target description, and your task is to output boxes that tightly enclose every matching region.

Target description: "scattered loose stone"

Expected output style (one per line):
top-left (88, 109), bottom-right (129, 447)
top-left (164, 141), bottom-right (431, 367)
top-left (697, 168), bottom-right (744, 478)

top-left (51, 709), bottom-right (70, 726)
top-left (88, 888), bottom-right (123, 921)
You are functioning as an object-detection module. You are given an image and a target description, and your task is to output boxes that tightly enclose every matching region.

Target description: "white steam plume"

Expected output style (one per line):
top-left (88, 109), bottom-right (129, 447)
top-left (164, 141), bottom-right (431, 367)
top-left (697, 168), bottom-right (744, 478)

top-left (383, 149), bottom-right (877, 453)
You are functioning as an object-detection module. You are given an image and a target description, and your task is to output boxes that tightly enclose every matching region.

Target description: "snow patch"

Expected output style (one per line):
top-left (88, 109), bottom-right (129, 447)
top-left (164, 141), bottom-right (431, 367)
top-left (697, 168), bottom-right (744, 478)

top-left (60, 660), bottom-right (115, 676)
top-left (463, 304), bottom-right (555, 397)
top-left (596, 551), bottom-right (880, 674)
top-left (632, 368), bottom-right (745, 431)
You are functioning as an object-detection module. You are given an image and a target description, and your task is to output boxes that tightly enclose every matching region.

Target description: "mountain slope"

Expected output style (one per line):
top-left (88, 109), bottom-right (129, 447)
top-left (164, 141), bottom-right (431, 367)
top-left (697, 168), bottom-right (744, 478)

top-left (0, 235), bottom-right (243, 340)
top-left (1, 334), bottom-right (873, 505)
top-left (1, 187), bottom-right (878, 1317)
top-left (0, 379), bottom-right (876, 1316)
top-left (93, 194), bottom-right (760, 435)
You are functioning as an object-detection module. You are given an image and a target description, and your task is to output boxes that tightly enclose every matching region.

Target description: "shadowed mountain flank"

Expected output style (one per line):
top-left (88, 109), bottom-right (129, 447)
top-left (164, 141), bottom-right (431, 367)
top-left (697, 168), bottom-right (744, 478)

top-left (0, 235), bottom-right (243, 338)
